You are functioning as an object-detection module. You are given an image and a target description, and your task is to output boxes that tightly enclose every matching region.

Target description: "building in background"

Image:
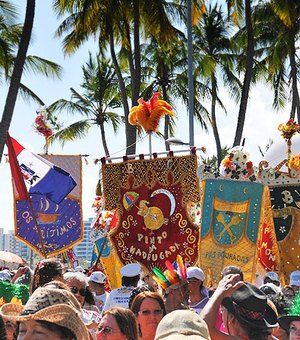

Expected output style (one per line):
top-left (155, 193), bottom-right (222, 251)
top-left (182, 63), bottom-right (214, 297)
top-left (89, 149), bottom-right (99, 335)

top-left (74, 217), bottom-right (94, 260)
top-left (0, 217), bottom-right (94, 263)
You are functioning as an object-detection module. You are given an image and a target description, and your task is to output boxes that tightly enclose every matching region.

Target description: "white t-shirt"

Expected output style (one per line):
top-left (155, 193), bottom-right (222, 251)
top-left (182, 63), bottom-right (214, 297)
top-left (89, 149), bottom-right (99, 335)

top-left (103, 286), bottom-right (135, 311)
top-left (94, 291), bottom-right (110, 312)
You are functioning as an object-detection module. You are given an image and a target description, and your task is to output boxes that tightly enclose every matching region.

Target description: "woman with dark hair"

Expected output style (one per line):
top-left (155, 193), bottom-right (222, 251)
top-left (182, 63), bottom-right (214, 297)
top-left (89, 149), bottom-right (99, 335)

top-left (96, 307), bottom-right (138, 340)
top-left (200, 274), bottom-right (278, 340)
top-left (30, 258), bottom-right (64, 293)
top-left (130, 291), bottom-right (166, 340)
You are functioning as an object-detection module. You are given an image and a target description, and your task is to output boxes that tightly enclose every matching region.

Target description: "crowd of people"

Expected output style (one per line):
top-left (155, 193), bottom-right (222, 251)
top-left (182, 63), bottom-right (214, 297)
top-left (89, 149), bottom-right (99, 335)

top-left (0, 258), bottom-right (299, 340)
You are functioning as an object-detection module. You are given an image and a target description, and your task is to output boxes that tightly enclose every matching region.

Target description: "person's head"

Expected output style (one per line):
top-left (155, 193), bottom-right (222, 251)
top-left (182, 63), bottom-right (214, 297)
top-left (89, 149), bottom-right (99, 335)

top-left (128, 285), bottom-right (155, 309)
top-left (88, 271), bottom-right (106, 294)
top-left (120, 263), bottom-right (141, 288)
top-left (63, 271), bottom-right (89, 307)
top-left (290, 271), bottom-right (300, 293)
top-left (31, 258), bottom-right (63, 293)
top-left (282, 286), bottom-right (296, 300)
top-left (221, 282), bottom-right (278, 338)
top-left (278, 292), bottom-right (300, 340)
top-left (154, 310), bottom-right (211, 339)
top-left (166, 280), bottom-right (189, 308)
top-left (259, 283), bottom-right (281, 298)
top-left (142, 274), bottom-right (159, 291)
top-left (263, 272), bottom-right (280, 287)
top-left (0, 284), bottom-right (89, 339)
top-left (130, 291), bottom-right (166, 337)
top-left (221, 265), bottom-right (244, 281)
top-left (97, 307), bottom-right (138, 340)
top-left (187, 267), bottom-right (205, 295)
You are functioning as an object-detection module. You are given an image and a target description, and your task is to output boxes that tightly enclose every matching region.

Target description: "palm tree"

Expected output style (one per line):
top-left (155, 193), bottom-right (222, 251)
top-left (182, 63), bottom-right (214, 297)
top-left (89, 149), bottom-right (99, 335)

top-left (253, 0), bottom-right (300, 121)
top-left (53, 0), bottom-right (180, 155)
top-left (228, 0), bottom-right (255, 147)
top-left (141, 37), bottom-right (210, 150)
top-left (47, 54), bottom-right (123, 158)
top-left (193, 3), bottom-right (241, 165)
top-left (0, 0), bottom-right (35, 163)
top-left (0, 0), bottom-right (62, 162)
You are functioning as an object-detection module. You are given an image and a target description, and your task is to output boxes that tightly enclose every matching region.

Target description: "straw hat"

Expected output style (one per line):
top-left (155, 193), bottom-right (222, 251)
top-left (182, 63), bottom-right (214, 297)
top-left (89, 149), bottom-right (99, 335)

top-left (0, 285), bottom-right (89, 340)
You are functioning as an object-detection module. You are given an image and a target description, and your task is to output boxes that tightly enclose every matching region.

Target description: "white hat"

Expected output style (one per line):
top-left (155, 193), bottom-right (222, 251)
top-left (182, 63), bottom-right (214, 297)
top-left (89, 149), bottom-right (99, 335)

top-left (290, 270), bottom-right (300, 287)
top-left (0, 270), bottom-right (11, 282)
top-left (120, 263), bottom-right (141, 277)
top-left (263, 272), bottom-right (279, 283)
top-left (155, 310), bottom-right (211, 339)
top-left (89, 271), bottom-right (106, 284)
top-left (75, 265), bottom-right (84, 273)
top-left (187, 267), bottom-right (205, 282)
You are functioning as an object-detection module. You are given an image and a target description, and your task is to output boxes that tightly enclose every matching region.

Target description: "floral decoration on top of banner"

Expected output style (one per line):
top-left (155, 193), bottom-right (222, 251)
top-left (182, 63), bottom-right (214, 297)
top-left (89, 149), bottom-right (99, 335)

top-left (198, 146), bottom-right (258, 182)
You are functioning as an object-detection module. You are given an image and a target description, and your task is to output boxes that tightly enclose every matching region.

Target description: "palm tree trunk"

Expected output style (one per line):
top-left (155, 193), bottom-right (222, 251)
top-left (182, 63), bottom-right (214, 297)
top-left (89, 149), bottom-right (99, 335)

top-left (0, 0), bottom-right (35, 163)
top-left (288, 30), bottom-right (300, 121)
top-left (211, 77), bottom-right (222, 165)
top-left (99, 123), bottom-right (110, 159)
top-left (109, 31), bottom-right (136, 156)
top-left (232, 0), bottom-right (254, 147)
top-left (162, 85), bottom-right (171, 151)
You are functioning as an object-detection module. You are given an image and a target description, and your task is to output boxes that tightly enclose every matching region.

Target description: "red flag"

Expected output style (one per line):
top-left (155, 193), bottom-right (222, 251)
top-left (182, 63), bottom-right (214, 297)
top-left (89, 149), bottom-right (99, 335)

top-left (6, 132), bottom-right (29, 200)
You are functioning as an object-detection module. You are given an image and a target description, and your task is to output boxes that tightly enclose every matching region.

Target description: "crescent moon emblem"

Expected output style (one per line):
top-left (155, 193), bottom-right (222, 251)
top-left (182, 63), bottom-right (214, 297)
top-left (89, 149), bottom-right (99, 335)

top-left (44, 199), bottom-right (50, 212)
top-left (151, 189), bottom-right (176, 216)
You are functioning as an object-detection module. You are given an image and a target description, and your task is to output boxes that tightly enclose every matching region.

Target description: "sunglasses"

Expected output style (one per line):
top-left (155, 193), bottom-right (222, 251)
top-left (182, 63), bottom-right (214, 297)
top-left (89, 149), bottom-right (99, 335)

top-left (138, 309), bottom-right (163, 316)
top-left (70, 286), bottom-right (87, 297)
top-left (97, 326), bottom-right (113, 334)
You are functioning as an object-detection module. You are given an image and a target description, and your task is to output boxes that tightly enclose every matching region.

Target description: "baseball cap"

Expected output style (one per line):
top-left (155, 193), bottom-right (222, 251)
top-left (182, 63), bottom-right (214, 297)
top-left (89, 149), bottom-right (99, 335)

top-left (89, 271), bottom-right (106, 284)
top-left (120, 263), bottom-right (141, 277)
top-left (263, 272), bottom-right (279, 283)
top-left (187, 267), bottom-right (205, 282)
top-left (290, 270), bottom-right (300, 286)
top-left (155, 310), bottom-right (211, 339)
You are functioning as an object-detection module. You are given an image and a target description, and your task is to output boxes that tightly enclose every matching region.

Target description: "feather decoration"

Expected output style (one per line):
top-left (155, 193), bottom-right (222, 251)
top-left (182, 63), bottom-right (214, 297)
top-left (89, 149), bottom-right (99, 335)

top-left (176, 255), bottom-right (187, 279)
top-left (152, 275), bottom-right (167, 290)
top-left (152, 267), bottom-right (169, 285)
top-left (128, 92), bottom-right (175, 133)
top-left (165, 260), bottom-right (175, 273)
top-left (164, 269), bottom-right (178, 284)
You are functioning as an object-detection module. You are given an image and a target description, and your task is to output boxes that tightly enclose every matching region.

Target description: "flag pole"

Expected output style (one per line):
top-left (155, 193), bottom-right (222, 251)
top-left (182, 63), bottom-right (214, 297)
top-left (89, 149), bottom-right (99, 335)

top-left (6, 132), bottom-right (47, 257)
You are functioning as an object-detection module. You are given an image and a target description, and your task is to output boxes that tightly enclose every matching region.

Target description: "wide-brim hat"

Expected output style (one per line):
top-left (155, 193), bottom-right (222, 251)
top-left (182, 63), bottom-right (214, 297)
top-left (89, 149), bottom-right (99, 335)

top-left (278, 315), bottom-right (300, 332)
top-left (0, 285), bottom-right (89, 340)
top-left (222, 282), bottom-right (278, 330)
top-left (155, 310), bottom-right (210, 340)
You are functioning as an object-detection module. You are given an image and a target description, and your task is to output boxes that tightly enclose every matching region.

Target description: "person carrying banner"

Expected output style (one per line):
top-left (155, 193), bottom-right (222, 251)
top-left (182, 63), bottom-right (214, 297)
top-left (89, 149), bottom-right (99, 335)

top-left (103, 263), bottom-right (141, 311)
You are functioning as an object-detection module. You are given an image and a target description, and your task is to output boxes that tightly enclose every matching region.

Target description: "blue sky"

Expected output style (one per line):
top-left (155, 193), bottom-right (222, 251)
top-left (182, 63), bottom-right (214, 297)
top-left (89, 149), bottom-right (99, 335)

top-left (0, 1), bottom-right (293, 232)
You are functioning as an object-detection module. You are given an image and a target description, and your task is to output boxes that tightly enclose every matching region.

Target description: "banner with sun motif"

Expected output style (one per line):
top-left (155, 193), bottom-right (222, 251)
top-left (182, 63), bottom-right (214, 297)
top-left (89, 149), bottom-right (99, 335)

top-left (260, 168), bottom-right (300, 284)
top-left (102, 154), bottom-right (200, 272)
top-left (13, 155), bottom-right (83, 257)
top-left (199, 179), bottom-right (280, 286)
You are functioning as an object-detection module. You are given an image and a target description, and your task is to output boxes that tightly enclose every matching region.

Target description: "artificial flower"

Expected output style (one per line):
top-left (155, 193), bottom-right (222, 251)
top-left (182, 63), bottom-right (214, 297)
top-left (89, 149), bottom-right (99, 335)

top-left (128, 92), bottom-right (175, 133)
top-left (278, 118), bottom-right (300, 141)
